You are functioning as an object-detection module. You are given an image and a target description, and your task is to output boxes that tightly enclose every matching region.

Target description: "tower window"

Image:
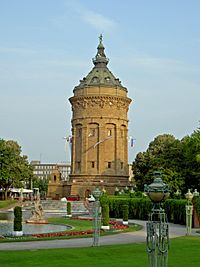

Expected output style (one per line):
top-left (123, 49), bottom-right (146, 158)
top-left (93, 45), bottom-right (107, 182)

top-left (54, 175), bottom-right (56, 182)
top-left (108, 162), bottom-right (111, 168)
top-left (107, 129), bottom-right (112, 137)
top-left (89, 129), bottom-right (95, 137)
top-left (92, 161), bottom-right (95, 168)
top-left (121, 162), bottom-right (124, 169)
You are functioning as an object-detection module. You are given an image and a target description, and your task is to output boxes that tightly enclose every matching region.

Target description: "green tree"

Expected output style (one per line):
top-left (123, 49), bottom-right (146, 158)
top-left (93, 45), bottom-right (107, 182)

top-left (181, 129), bottom-right (200, 191)
top-left (32, 176), bottom-right (49, 198)
top-left (0, 139), bottom-right (34, 199)
top-left (132, 134), bottom-right (184, 191)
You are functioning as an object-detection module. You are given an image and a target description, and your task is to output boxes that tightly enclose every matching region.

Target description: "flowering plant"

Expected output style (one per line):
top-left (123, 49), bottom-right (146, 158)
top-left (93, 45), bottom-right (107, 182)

top-left (31, 218), bottom-right (128, 238)
top-left (32, 230), bottom-right (94, 238)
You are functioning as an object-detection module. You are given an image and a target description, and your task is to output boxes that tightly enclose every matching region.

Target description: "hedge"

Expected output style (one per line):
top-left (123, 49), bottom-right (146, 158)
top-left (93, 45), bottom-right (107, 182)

top-left (122, 204), bottom-right (129, 221)
top-left (101, 204), bottom-right (110, 226)
top-left (67, 202), bottom-right (71, 215)
top-left (107, 197), bottom-right (187, 225)
top-left (14, 206), bottom-right (22, 231)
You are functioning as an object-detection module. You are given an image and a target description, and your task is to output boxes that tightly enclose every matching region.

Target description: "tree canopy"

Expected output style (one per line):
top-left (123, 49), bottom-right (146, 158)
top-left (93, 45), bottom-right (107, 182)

top-left (0, 139), bottom-right (34, 199)
top-left (132, 130), bottom-right (200, 194)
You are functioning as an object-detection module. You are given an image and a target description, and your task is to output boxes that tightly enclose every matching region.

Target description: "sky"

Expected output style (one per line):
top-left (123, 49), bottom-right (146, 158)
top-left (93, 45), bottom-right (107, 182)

top-left (0, 0), bottom-right (200, 164)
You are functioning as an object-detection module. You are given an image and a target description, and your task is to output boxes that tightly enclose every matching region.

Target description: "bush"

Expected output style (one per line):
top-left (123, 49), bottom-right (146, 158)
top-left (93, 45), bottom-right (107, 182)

top-left (107, 196), bottom-right (187, 224)
top-left (108, 197), bottom-right (152, 220)
top-left (101, 204), bottom-right (109, 226)
top-left (14, 206), bottom-right (22, 231)
top-left (164, 199), bottom-right (186, 225)
top-left (122, 204), bottom-right (129, 221)
top-left (67, 202), bottom-right (71, 215)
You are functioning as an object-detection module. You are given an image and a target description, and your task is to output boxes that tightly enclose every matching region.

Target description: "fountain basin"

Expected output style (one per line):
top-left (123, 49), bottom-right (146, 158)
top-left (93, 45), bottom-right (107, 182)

top-left (0, 221), bottom-right (71, 236)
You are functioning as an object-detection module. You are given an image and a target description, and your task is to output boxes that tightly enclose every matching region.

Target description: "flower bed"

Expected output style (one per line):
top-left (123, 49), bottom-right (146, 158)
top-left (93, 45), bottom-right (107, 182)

top-left (31, 218), bottom-right (128, 238)
top-left (109, 220), bottom-right (129, 229)
top-left (32, 230), bottom-right (94, 238)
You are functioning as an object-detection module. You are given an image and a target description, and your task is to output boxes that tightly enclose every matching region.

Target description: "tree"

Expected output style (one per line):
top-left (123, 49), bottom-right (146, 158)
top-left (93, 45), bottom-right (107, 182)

top-left (132, 130), bottom-right (200, 194)
top-left (132, 134), bottom-right (184, 192)
top-left (181, 129), bottom-right (200, 191)
top-left (0, 139), bottom-right (34, 199)
top-left (32, 176), bottom-right (49, 198)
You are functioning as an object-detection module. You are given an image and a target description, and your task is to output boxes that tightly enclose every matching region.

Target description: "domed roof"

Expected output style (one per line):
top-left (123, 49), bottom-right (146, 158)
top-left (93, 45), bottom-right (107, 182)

top-left (74, 35), bottom-right (126, 91)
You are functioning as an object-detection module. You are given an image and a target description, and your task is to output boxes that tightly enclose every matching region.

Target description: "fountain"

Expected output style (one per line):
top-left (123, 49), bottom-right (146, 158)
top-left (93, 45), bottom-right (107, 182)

top-left (0, 196), bottom-right (72, 236)
top-left (26, 196), bottom-right (48, 224)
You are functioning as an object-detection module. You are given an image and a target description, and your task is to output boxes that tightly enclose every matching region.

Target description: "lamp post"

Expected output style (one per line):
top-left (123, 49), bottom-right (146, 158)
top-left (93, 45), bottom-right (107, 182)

top-left (92, 187), bottom-right (102, 246)
top-left (185, 189), bottom-right (193, 236)
top-left (144, 171), bottom-right (170, 267)
top-left (193, 189), bottom-right (199, 197)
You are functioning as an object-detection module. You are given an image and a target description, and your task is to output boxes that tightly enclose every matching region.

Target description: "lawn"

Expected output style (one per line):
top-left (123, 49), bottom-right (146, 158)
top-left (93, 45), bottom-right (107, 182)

top-left (48, 217), bottom-right (93, 231)
top-left (0, 236), bottom-right (200, 267)
top-left (0, 200), bottom-right (17, 209)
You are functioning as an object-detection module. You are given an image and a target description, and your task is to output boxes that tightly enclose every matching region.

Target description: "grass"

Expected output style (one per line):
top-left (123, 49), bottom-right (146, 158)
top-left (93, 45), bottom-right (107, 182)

top-left (0, 236), bottom-right (200, 267)
top-left (0, 200), bottom-right (17, 209)
top-left (48, 217), bottom-right (93, 231)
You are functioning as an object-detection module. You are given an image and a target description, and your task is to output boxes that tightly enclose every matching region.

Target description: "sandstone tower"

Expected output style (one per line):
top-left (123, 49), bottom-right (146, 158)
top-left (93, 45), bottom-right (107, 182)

top-left (69, 35), bottom-right (132, 198)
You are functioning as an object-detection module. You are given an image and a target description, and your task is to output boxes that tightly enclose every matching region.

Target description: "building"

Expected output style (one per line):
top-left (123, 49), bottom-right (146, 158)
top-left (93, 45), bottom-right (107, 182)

top-left (31, 161), bottom-right (71, 181)
top-left (68, 35), bottom-right (132, 198)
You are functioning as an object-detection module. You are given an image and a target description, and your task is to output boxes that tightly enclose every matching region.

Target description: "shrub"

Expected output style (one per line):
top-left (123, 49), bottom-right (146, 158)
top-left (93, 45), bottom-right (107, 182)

top-left (107, 196), bottom-right (187, 224)
top-left (67, 202), bottom-right (71, 215)
top-left (164, 199), bottom-right (186, 224)
top-left (101, 204), bottom-right (109, 226)
top-left (13, 206), bottom-right (22, 231)
top-left (122, 204), bottom-right (129, 221)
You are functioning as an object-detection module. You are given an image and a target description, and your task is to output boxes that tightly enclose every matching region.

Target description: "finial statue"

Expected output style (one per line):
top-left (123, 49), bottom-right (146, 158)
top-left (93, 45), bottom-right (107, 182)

top-left (99, 34), bottom-right (103, 45)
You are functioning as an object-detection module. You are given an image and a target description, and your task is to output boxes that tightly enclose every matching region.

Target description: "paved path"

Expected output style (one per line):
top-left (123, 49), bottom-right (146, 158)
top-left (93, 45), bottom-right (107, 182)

top-left (0, 220), bottom-right (199, 251)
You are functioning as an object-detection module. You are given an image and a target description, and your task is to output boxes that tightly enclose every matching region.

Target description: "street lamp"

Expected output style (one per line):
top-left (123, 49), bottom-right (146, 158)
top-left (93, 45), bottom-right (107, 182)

top-left (185, 189), bottom-right (193, 235)
top-left (144, 171), bottom-right (170, 267)
top-left (193, 189), bottom-right (199, 197)
top-left (92, 187), bottom-right (102, 246)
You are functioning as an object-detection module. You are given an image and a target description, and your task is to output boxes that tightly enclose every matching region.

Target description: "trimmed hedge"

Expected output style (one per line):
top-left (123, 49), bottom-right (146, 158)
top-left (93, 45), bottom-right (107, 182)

top-left (164, 199), bottom-right (187, 225)
top-left (108, 197), bottom-right (152, 220)
top-left (14, 206), bottom-right (22, 231)
top-left (101, 204), bottom-right (110, 226)
top-left (108, 197), bottom-right (187, 225)
top-left (67, 202), bottom-right (71, 215)
top-left (122, 204), bottom-right (129, 221)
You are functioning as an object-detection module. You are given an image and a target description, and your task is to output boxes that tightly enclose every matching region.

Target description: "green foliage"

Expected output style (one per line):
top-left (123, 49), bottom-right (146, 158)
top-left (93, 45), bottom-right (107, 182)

top-left (122, 204), bottom-right (129, 221)
top-left (13, 206), bottom-right (22, 231)
top-left (132, 130), bottom-right (200, 193)
top-left (164, 199), bottom-right (186, 224)
top-left (101, 204), bottom-right (109, 226)
top-left (32, 177), bottom-right (49, 198)
top-left (108, 196), bottom-right (187, 224)
top-left (108, 197), bottom-right (152, 220)
top-left (100, 192), bottom-right (109, 205)
top-left (181, 129), bottom-right (200, 191)
top-left (0, 139), bottom-right (34, 199)
top-left (67, 202), bottom-right (71, 215)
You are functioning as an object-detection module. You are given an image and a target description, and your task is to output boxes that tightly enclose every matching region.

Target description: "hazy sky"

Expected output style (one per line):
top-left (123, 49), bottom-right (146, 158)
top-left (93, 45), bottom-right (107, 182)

top-left (0, 0), bottom-right (200, 163)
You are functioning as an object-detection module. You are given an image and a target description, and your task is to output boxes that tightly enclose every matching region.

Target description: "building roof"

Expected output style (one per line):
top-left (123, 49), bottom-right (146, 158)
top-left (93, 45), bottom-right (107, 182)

top-left (74, 35), bottom-right (126, 91)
